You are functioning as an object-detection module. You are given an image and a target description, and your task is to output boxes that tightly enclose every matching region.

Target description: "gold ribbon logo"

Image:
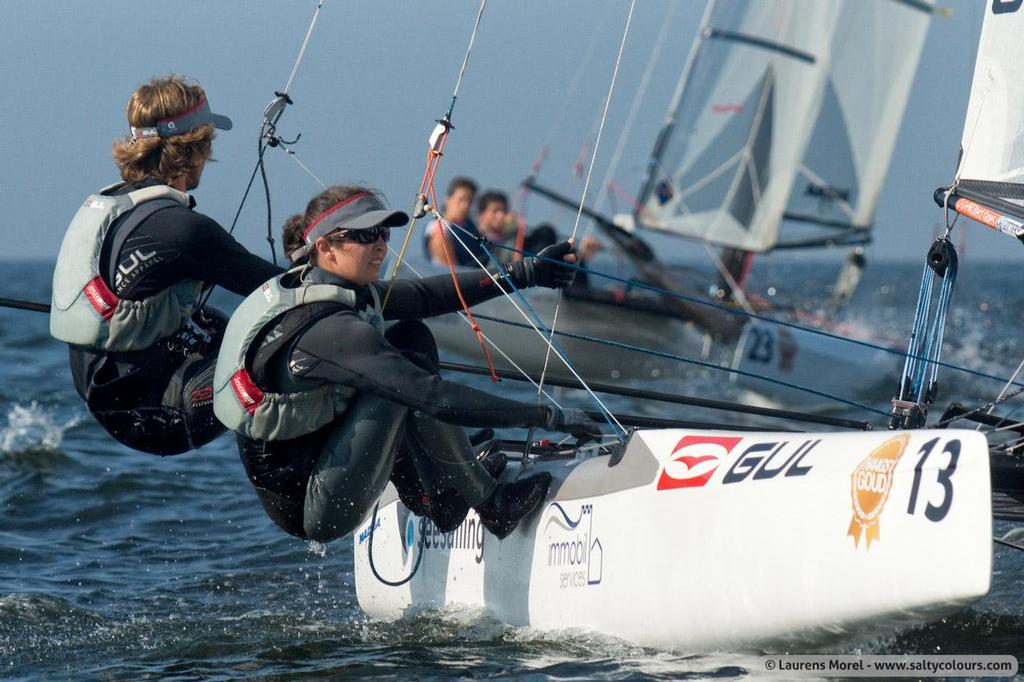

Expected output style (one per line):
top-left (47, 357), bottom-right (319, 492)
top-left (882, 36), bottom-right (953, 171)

top-left (847, 434), bottom-right (910, 549)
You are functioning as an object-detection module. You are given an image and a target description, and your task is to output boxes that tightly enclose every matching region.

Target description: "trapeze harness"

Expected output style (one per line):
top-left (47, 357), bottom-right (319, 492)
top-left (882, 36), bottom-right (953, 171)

top-left (51, 182), bottom-right (228, 455)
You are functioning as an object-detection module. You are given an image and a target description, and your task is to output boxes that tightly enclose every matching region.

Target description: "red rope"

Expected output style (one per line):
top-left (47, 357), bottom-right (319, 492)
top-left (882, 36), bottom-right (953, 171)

top-left (419, 127), bottom-right (499, 382)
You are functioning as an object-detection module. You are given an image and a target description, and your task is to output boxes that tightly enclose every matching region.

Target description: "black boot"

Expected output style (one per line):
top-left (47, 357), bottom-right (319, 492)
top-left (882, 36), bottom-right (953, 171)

top-left (475, 472), bottom-right (552, 539)
top-left (424, 441), bottom-right (509, 532)
top-left (428, 489), bottom-right (469, 533)
top-left (477, 445), bottom-right (508, 479)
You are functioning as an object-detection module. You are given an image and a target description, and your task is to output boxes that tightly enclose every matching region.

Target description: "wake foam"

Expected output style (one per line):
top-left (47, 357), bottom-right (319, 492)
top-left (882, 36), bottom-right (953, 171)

top-left (0, 402), bottom-right (76, 455)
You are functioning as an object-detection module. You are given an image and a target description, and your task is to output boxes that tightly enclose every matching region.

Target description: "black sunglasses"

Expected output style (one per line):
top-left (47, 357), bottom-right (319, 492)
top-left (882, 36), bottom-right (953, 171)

top-left (327, 225), bottom-right (391, 245)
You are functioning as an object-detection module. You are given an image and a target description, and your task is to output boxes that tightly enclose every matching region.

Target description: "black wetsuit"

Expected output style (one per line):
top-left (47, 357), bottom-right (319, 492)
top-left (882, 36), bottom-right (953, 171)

top-left (68, 179), bottom-right (283, 455)
top-left (239, 266), bottom-right (553, 541)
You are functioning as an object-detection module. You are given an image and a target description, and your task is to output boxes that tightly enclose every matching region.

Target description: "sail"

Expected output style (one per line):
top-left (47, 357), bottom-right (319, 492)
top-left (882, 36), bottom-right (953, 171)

top-left (782, 0), bottom-right (934, 245)
top-left (955, 2), bottom-right (1024, 220)
top-left (638, 0), bottom-right (841, 252)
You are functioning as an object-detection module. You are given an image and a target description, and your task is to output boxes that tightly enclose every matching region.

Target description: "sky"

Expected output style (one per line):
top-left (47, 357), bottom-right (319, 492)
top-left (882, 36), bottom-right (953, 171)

top-left (0, 0), bottom-right (998, 264)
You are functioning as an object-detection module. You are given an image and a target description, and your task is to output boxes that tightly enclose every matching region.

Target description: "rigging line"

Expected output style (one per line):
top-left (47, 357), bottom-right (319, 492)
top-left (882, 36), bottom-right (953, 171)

top-left (931, 385), bottom-right (1024, 429)
top-left (197, 138), bottom-right (271, 310)
top-left (540, 0), bottom-right (637, 397)
top-left (992, 419), bottom-right (1024, 434)
top-left (208, 1), bottom-right (329, 302)
top-left (441, 361), bottom-right (872, 430)
top-left (447, 0), bottom-right (488, 118)
top-left (226, 148), bottom-right (267, 237)
top-left (387, 247), bottom-right (564, 410)
top-left (470, 312), bottom-right (890, 418)
top-left (258, 132), bottom-right (278, 265)
top-left (437, 215), bottom-right (627, 438)
top-left (434, 208), bottom-right (500, 382)
top-left (477, 237), bottom-right (1024, 390)
top-left (987, 356), bottom-right (1024, 417)
top-left (538, 2), bottom-right (620, 155)
top-left (567, 0), bottom-right (635, 243)
top-left (592, 0), bottom-right (678, 219)
top-left (384, 0), bottom-right (488, 310)
top-left (285, 148), bottom-right (327, 188)
top-left (283, 0), bottom-right (325, 97)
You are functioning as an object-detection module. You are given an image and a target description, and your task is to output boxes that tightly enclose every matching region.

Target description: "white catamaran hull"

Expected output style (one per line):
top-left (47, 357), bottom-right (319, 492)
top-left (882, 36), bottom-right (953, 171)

top-left (354, 428), bottom-right (991, 651)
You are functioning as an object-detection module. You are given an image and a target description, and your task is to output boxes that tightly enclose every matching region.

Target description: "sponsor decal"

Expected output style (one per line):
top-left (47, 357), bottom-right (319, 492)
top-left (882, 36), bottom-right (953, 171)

top-left (261, 282), bottom-right (274, 302)
top-left (357, 517), bottom-right (382, 545)
top-left (657, 435), bottom-right (742, 490)
top-left (190, 386), bottom-right (214, 404)
top-left (721, 439), bottom-right (819, 484)
top-left (404, 515), bottom-right (416, 554)
top-left (712, 103), bottom-right (743, 114)
top-left (82, 199), bottom-right (106, 209)
top-left (993, 0), bottom-right (1023, 15)
top-left (542, 502), bottom-right (602, 589)
top-left (229, 369), bottom-right (264, 414)
top-left (419, 515), bottom-right (485, 564)
top-left (847, 434), bottom-right (910, 549)
top-left (83, 276), bottom-right (119, 320)
top-left (114, 249), bottom-right (157, 288)
top-left (658, 436), bottom-right (819, 491)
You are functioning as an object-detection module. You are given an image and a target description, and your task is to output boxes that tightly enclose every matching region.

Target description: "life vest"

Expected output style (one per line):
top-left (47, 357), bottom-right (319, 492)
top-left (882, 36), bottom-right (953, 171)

top-left (50, 182), bottom-right (203, 351)
top-left (213, 267), bottom-right (383, 442)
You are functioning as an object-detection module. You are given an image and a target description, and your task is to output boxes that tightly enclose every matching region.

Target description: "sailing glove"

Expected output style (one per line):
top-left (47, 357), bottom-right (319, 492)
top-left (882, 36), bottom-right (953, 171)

top-left (543, 406), bottom-right (604, 442)
top-left (506, 241), bottom-right (578, 289)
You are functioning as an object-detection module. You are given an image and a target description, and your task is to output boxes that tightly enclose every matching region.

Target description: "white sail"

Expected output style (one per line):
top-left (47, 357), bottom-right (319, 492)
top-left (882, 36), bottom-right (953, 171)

top-left (783, 0), bottom-right (934, 244)
top-left (955, 2), bottom-right (1024, 218)
top-left (639, 0), bottom-right (841, 252)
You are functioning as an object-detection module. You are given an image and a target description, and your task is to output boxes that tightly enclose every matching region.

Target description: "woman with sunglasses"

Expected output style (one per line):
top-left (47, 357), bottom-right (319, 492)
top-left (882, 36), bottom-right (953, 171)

top-left (213, 185), bottom-right (601, 543)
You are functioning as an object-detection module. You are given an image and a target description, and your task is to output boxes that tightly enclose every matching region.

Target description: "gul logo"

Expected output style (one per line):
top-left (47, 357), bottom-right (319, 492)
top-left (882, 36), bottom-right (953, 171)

top-left (847, 434), bottom-right (910, 549)
top-left (114, 249), bottom-right (157, 288)
top-left (261, 282), bottom-right (274, 302)
top-left (657, 435), bottom-right (742, 490)
top-left (543, 502), bottom-right (602, 589)
top-left (720, 439), bottom-right (818, 484)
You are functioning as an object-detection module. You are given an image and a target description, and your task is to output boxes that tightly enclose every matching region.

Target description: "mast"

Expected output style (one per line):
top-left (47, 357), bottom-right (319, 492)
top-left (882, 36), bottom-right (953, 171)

top-left (636, 0), bottom-right (716, 212)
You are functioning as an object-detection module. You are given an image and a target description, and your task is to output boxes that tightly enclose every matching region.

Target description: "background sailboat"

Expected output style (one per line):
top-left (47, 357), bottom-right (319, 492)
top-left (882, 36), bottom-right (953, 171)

top-left (429, 0), bottom-right (935, 406)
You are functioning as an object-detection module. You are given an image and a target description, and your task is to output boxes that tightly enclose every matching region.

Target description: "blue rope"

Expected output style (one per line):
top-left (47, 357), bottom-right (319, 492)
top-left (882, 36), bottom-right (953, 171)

top-left (905, 261), bottom-right (934, 397)
top-left (457, 233), bottom-right (1024, 392)
top-left (930, 258), bottom-right (957, 389)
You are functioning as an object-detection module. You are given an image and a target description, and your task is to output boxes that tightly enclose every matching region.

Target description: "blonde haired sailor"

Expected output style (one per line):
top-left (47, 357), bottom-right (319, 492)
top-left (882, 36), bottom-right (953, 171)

top-left (50, 75), bottom-right (282, 455)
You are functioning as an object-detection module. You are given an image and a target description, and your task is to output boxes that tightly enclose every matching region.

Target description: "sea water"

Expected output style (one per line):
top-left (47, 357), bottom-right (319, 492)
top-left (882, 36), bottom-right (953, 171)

top-left (2, 258), bottom-right (1024, 679)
